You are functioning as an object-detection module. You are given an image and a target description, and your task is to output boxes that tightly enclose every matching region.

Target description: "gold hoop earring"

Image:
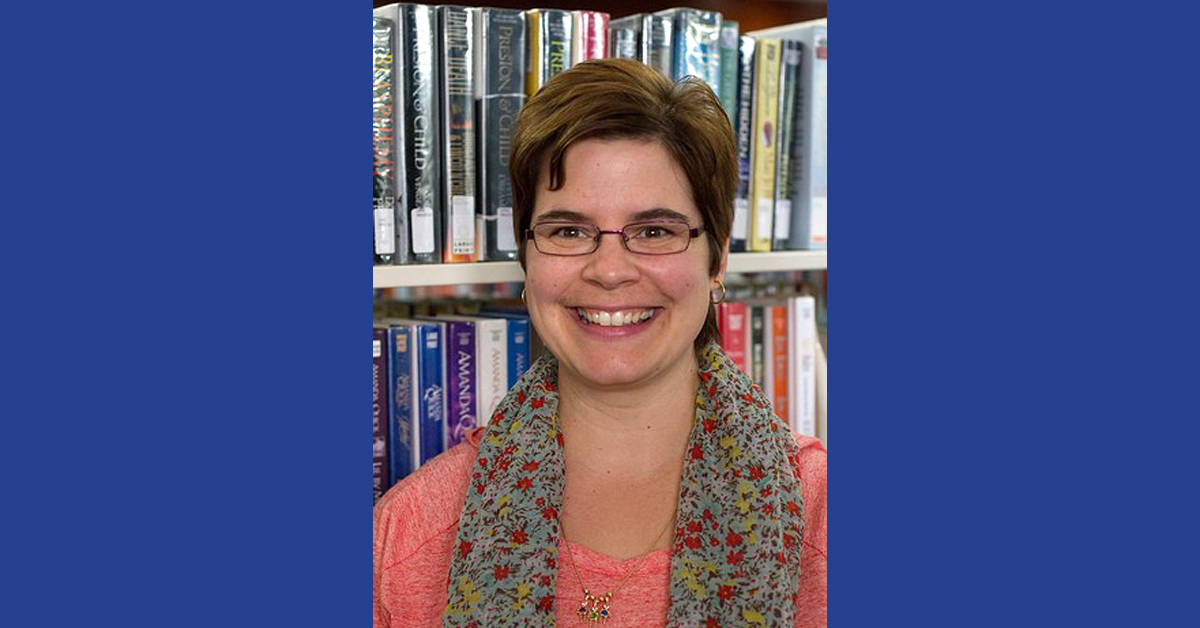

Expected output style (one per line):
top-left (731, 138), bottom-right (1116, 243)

top-left (521, 287), bottom-right (527, 306)
top-left (710, 280), bottom-right (727, 305)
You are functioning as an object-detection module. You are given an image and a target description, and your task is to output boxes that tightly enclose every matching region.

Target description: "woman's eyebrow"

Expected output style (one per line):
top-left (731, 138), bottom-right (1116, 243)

top-left (533, 209), bottom-right (590, 223)
top-left (629, 207), bottom-right (691, 223)
top-left (534, 207), bottom-right (691, 224)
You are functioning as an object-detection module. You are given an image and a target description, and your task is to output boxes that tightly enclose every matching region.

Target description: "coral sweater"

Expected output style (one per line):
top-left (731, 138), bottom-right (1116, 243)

top-left (374, 428), bottom-right (827, 628)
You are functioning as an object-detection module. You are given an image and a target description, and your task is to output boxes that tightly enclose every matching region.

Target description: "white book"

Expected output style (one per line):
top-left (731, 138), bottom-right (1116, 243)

top-left (815, 335), bottom-right (827, 447)
top-left (787, 295), bottom-right (817, 437)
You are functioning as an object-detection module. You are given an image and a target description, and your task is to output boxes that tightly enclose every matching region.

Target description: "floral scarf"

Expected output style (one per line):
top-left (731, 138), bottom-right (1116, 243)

top-left (443, 342), bottom-right (805, 627)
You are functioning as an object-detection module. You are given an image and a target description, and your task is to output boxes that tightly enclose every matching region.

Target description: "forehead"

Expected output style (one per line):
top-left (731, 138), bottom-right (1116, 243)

top-left (531, 138), bottom-right (700, 224)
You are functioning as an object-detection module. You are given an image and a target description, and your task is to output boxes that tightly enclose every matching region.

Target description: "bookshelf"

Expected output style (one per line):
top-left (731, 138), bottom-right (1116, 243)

top-left (374, 251), bottom-right (826, 288)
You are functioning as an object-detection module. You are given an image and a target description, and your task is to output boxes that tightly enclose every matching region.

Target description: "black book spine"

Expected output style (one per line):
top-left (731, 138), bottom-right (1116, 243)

top-left (372, 328), bottom-right (390, 503)
top-left (402, 4), bottom-right (442, 264)
top-left (731, 35), bottom-right (755, 253)
top-left (373, 17), bottom-right (398, 265)
top-left (773, 39), bottom-right (802, 251)
top-left (439, 6), bottom-right (476, 263)
top-left (476, 8), bottom-right (525, 261)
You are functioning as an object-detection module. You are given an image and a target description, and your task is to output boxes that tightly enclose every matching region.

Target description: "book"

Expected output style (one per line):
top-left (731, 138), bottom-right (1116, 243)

top-left (748, 37), bottom-right (781, 252)
top-left (769, 303), bottom-right (789, 425)
top-left (786, 25), bottom-right (827, 251)
top-left (372, 10), bottom-right (408, 264)
top-left (750, 303), bottom-right (765, 390)
top-left (608, 15), bottom-right (639, 60)
top-left (572, 10), bottom-right (608, 64)
top-left (643, 13), bottom-right (673, 77)
top-left (478, 309), bottom-right (532, 388)
top-left (658, 8), bottom-right (722, 96)
top-left (438, 6), bottom-right (477, 263)
top-left (429, 314), bottom-right (507, 428)
top-left (716, 301), bottom-right (748, 374)
top-left (524, 8), bottom-right (572, 97)
top-left (730, 35), bottom-right (755, 253)
top-left (786, 295), bottom-right (817, 437)
top-left (409, 318), bottom-right (447, 465)
top-left (718, 20), bottom-right (740, 118)
top-left (440, 317), bottom-right (478, 449)
top-left (373, 328), bottom-right (390, 503)
top-left (399, 3), bottom-right (443, 264)
top-left (772, 39), bottom-right (802, 251)
top-left (475, 7), bottom-right (525, 261)
top-left (380, 322), bottom-right (415, 484)
top-left (815, 330), bottom-right (827, 445)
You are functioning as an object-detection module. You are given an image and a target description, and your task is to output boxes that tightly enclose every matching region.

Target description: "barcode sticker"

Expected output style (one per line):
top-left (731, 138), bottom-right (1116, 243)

top-left (811, 196), bottom-right (827, 243)
top-left (497, 207), bottom-right (517, 251)
top-left (374, 204), bottom-right (395, 255)
top-left (732, 198), bottom-right (749, 239)
top-left (755, 197), bottom-right (774, 242)
top-left (774, 199), bottom-right (791, 241)
top-left (451, 195), bottom-right (475, 255)
top-left (373, 339), bottom-right (382, 358)
top-left (412, 207), bottom-right (434, 254)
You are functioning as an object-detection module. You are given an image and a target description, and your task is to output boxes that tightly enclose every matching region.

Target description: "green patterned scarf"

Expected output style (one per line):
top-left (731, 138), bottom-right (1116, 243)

top-left (444, 342), bottom-right (805, 627)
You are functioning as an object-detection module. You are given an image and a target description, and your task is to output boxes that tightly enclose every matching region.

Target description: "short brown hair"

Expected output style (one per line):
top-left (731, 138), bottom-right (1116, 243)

top-left (510, 58), bottom-right (737, 351)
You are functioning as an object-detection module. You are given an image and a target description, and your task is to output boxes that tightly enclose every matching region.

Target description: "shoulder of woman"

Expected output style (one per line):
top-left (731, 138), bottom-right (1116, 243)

top-left (373, 427), bottom-right (486, 570)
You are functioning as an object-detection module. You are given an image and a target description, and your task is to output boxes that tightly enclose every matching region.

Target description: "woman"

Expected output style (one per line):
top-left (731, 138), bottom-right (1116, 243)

top-left (374, 58), bottom-right (826, 628)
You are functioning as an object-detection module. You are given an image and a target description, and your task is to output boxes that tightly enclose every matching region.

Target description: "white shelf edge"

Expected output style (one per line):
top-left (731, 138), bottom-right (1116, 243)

top-left (373, 250), bottom-right (826, 289)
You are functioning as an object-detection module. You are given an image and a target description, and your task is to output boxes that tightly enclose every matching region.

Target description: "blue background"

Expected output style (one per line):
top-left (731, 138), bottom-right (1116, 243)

top-left (2, 0), bottom-right (1197, 626)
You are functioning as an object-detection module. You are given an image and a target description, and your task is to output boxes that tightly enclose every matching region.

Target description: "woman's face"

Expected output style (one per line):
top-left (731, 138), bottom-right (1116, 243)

top-left (524, 138), bottom-right (726, 391)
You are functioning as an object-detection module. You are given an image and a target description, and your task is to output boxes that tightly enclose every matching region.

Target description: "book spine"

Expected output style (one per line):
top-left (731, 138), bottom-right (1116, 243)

top-left (373, 17), bottom-right (399, 265)
top-left (373, 8), bottom-right (411, 264)
top-left (476, 8), bottom-right (525, 261)
top-left (718, 20), bottom-right (739, 118)
top-left (608, 15), bottom-right (641, 61)
top-left (748, 38), bottom-right (781, 252)
top-left (787, 27), bottom-right (828, 251)
top-left (573, 11), bottom-right (608, 62)
top-left (523, 9), bottom-right (541, 96)
top-left (717, 302), bottom-right (748, 374)
top-left (415, 323), bottom-right (445, 465)
top-left (540, 9), bottom-right (572, 89)
top-left (386, 325), bottom-right (415, 484)
top-left (788, 296), bottom-right (817, 437)
top-left (439, 6), bottom-right (477, 263)
top-left (474, 319), bottom-right (509, 426)
top-left (505, 315), bottom-right (530, 388)
top-left (666, 9), bottom-right (722, 96)
top-left (770, 304), bottom-right (789, 424)
top-left (373, 328), bottom-right (389, 503)
top-left (402, 4), bottom-right (442, 264)
top-left (444, 320), bottom-right (478, 449)
top-left (750, 304), bottom-right (765, 391)
top-left (730, 35), bottom-right (755, 253)
top-left (773, 39), bottom-right (802, 250)
top-left (643, 13), bottom-right (673, 77)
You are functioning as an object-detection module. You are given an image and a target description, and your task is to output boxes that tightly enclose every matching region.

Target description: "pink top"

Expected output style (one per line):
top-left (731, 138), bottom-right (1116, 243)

top-left (374, 428), bottom-right (827, 628)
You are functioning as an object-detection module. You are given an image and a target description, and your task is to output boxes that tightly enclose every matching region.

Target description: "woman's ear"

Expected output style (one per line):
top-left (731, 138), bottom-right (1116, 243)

top-left (714, 239), bottom-right (730, 285)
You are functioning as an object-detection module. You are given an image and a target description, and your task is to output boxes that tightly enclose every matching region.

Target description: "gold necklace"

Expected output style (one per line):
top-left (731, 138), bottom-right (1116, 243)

top-left (558, 508), bottom-right (677, 624)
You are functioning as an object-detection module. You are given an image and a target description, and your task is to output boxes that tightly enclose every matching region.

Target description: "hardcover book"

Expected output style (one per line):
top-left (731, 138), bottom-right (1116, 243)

top-left (716, 301), bottom-right (748, 374)
top-left (409, 318), bottom-right (446, 465)
top-left (478, 309), bottom-right (532, 388)
top-left (608, 15), bottom-right (638, 60)
top-left (572, 10), bottom-right (608, 64)
top-left (438, 6), bottom-right (477, 263)
top-left (786, 25), bottom-right (827, 251)
top-left (718, 20), bottom-right (740, 118)
top-left (525, 8), bottom-right (572, 97)
top-left (770, 303), bottom-right (789, 424)
top-left (475, 7), bottom-right (525, 261)
top-left (400, 3), bottom-right (443, 264)
top-left (787, 296), bottom-right (817, 437)
top-left (372, 10), bottom-right (409, 264)
top-left (773, 39), bottom-right (802, 250)
top-left (658, 8), bottom-right (722, 97)
top-left (440, 318), bottom-right (478, 449)
top-left (730, 35), bottom-right (755, 253)
top-left (373, 327), bottom-right (390, 503)
top-left (380, 322), bottom-right (415, 485)
top-left (748, 37), bottom-right (781, 252)
top-left (750, 303), bottom-right (765, 391)
top-left (643, 13), bottom-right (673, 77)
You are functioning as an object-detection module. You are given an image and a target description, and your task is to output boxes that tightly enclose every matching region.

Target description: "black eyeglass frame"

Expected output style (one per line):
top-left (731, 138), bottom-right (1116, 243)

top-left (524, 220), bottom-right (706, 256)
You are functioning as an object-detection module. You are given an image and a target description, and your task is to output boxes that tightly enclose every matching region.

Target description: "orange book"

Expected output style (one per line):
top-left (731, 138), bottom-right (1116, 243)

top-left (770, 304), bottom-right (789, 424)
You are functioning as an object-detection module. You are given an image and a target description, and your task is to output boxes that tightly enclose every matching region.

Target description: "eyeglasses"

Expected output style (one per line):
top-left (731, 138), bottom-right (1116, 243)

top-left (526, 220), bottom-right (704, 256)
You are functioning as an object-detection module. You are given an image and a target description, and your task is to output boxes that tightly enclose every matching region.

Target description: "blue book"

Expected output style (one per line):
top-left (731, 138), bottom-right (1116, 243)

top-left (658, 8), bottom-right (721, 95)
top-left (433, 317), bottom-right (478, 449)
top-left (381, 323), bottom-right (415, 485)
top-left (478, 309), bottom-right (531, 388)
top-left (384, 318), bottom-right (446, 467)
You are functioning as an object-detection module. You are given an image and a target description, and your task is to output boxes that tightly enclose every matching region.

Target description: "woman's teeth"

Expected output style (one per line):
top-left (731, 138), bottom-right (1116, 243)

top-left (575, 308), bottom-right (655, 327)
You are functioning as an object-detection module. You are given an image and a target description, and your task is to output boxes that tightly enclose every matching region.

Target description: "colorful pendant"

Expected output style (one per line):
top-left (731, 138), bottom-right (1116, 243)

top-left (576, 589), bottom-right (612, 623)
